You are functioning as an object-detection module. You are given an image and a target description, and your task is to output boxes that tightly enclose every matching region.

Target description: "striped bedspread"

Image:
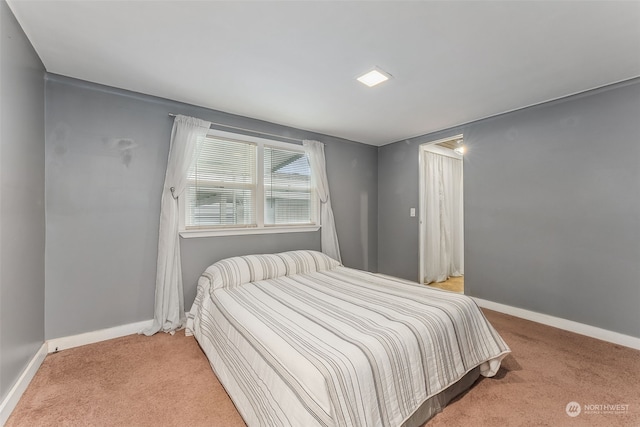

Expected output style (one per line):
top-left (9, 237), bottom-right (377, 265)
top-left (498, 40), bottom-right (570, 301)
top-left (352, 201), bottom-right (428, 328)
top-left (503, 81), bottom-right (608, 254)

top-left (190, 252), bottom-right (510, 427)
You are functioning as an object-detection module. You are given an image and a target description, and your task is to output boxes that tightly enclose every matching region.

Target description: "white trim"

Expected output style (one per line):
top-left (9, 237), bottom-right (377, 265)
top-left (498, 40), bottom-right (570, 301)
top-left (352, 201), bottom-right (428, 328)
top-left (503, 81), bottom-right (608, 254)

top-left (3, 302), bottom-right (637, 425)
top-left (180, 224), bottom-right (320, 238)
top-left (0, 343), bottom-right (47, 426)
top-left (46, 319), bottom-right (153, 353)
top-left (1, 315), bottom-right (195, 424)
top-left (420, 134), bottom-right (464, 148)
top-left (418, 145), bottom-right (424, 283)
top-left (180, 128), bottom-right (319, 237)
top-left (422, 144), bottom-right (463, 160)
top-left (473, 297), bottom-right (640, 351)
top-left (257, 139), bottom-right (265, 229)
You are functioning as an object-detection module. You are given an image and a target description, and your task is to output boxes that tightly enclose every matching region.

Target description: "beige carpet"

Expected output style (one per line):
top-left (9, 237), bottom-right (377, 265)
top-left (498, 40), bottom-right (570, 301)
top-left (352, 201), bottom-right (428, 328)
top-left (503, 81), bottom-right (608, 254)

top-left (7, 309), bottom-right (640, 427)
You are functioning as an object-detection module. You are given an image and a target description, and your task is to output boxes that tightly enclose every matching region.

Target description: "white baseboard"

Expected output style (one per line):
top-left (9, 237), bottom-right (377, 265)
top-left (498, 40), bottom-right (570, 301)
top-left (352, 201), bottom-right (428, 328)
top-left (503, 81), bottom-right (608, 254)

top-left (3, 307), bottom-right (636, 425)
top-left (46, 319), bottom-right (153, 353)
top-left (0, 343), bottom-right (47, 426)
top-left (473, 297), bottom-right (640, 351)
top-left (1, 317), bottom-right (188, 424)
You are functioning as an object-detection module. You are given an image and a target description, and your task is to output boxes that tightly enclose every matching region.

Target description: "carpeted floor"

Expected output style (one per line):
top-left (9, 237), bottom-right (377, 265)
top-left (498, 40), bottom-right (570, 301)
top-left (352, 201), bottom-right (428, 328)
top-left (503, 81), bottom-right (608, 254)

top-left (6, 309), bottom-right (640, 427)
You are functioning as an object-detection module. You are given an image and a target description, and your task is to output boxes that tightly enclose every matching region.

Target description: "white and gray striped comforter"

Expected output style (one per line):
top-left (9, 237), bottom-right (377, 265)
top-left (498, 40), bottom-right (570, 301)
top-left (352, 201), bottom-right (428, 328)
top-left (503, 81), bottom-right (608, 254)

top-left (189, 254), bottom-right (510, 427)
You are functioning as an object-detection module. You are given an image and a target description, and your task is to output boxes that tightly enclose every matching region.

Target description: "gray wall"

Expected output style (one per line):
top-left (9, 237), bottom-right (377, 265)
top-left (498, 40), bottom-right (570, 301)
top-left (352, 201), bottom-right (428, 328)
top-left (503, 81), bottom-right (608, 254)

top-left (378, 79), bottom-right (640, 338)
top-left (0, 0), bottom-right (46, 401)
top-left (45, 74), bottom-right (377, 339)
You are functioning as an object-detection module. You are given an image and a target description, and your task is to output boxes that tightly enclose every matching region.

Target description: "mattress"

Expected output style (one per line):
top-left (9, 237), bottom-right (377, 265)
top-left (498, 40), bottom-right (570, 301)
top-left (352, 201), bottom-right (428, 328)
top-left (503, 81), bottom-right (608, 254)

top-left (188, 251), bottom-right (510, 427)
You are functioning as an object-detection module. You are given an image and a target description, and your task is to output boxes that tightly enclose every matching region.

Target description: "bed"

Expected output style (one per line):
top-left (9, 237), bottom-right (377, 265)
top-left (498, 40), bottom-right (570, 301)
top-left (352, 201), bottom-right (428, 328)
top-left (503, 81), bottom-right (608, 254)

top-left (187, 250), bottom-right (510, 427)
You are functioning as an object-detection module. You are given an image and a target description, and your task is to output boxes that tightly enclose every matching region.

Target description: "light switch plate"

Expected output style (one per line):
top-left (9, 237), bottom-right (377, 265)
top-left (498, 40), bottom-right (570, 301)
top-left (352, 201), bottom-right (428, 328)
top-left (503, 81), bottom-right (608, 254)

top-left (410, 208), bottom-right (416, 217)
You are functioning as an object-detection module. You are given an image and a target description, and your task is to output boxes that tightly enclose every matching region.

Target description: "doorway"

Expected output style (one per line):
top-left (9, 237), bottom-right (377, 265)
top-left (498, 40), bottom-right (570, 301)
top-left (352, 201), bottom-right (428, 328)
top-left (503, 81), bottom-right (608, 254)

top-left (418, 135), bottom-right (465, 293)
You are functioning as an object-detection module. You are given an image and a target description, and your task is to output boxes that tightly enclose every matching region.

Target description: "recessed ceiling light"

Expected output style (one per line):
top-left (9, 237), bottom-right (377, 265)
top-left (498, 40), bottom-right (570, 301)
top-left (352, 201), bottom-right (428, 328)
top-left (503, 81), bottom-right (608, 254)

top-left (357, 68), bottom-right (391, 87)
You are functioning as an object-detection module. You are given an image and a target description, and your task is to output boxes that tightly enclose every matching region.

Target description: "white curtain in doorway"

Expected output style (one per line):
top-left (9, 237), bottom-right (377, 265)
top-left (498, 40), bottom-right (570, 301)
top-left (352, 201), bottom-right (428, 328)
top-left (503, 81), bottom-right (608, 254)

top-left (143, 115), bottom-right (211, 336)
top-left (422, 150), bottom-right (464, 284)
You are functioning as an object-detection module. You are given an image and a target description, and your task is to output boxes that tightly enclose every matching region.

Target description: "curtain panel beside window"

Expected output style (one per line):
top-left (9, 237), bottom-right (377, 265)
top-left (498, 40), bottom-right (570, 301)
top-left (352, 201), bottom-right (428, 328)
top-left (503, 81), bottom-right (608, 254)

top-left (143, 115), bottom-right (211, 336)
top-left (303, 140), bottom-right (341, 263)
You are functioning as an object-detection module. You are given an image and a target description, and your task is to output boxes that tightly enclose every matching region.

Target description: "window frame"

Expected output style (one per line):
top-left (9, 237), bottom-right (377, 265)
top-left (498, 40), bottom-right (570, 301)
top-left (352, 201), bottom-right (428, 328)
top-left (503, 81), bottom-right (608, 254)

top-left (179, 128), bottom-right (320, 238)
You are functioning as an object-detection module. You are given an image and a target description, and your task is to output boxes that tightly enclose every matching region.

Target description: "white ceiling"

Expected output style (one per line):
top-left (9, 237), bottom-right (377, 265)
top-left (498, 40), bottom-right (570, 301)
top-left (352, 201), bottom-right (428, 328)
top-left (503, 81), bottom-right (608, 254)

top-left (8, 1), bottom-right (640, 146)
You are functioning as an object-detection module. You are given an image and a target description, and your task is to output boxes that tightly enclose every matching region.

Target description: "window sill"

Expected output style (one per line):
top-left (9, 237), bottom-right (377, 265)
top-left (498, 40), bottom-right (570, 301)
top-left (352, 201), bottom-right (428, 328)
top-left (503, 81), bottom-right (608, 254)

top-left (180, 225), bottom-right (320, 238)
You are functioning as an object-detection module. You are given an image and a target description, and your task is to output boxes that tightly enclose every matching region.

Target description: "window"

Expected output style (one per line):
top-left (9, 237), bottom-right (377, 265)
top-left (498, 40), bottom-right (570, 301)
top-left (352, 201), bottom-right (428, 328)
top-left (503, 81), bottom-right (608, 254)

top-left (186, 137), bottom-right (257, 228)
top-left (264, 146), bottom-right (313, 225)
top-left (180, 129), bottom-right (319, 237)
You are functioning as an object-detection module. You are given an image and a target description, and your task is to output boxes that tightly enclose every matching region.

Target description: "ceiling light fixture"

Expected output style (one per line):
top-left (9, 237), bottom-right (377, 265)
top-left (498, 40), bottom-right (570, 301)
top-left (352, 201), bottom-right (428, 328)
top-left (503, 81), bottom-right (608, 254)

top-left (357, 68), bottom-right (391, 87)
top-left (453, 139), bottom-right (465, 155)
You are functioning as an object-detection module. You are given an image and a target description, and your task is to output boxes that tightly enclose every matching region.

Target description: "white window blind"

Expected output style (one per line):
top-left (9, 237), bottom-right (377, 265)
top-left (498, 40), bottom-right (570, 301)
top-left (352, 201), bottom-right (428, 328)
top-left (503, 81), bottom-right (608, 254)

top-left (264, 146), bottom-right (313, 225)
top-left (185, 136), bottom-right (256, 228)
top-left (181, 129), bottom-right (319, 237)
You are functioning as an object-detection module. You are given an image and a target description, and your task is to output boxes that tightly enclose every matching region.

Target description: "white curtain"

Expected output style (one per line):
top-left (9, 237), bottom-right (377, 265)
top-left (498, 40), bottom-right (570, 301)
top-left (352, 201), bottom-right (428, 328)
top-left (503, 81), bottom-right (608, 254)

top-left (422, 150), bottom-right (464, 284)
top-left (143, 115), bottom-right (211, 336)
top-left (303, 140), bottom-right (342, 263)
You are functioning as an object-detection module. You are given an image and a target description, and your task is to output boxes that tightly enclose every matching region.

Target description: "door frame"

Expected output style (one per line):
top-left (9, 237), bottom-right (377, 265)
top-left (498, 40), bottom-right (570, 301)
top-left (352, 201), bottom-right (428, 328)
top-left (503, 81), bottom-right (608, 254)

top-left (418, 134), bottom-right (464, 286)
